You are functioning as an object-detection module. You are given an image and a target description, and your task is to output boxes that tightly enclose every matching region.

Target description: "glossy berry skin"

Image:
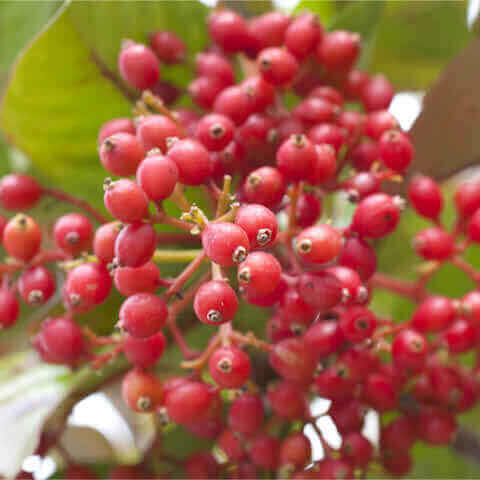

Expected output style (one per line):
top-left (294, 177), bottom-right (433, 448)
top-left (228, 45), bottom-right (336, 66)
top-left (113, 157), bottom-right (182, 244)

top-left (202, 222), bottom-right (249, 267)
top-left (123, 332), bottom-right (166, 368)
top-left (228, 393), bottom-right (264, 435)
top-left (444, 319), bottom-right (477, 354)
top-left (349, 140), bottom-right (379, 171)
top-left (381, 416), bottom-right (417, 451)
top-left (317, 458), bottom-right (353, 480)
top-left (209, 346), bottom-right (251, 388)
top-left (295, 224), bottom-right (342, 264)
top-left (304, 321), bottom-right (344, 359)
top-left (136, 153), bottom-right (179, 201)
top-left (343, 69), bottom-right (370, 100)
top-left (296, 193), bottom-right (322, 227)
top-left (378, 130), bottom-right (414, 172)
top-left (364, 373), bottom-right (397, 412)
top-left (338, 237), bottom-right (377, 281)
top-left (392, 328), bottom-right (428, 371)
top-left (249, 12), bottom-right (290, 50)
top-left (118, 42), bottom-right (160, 90)
top-left (208, 10), bottom-right (250, 54)
top-left (93, 222), bottom-right (121, 264)
top-left (189, 76), bottom-right (226, 109)
top-left (54, 213), bottom-right (93, 256)
top-left (63, 263), bottom-right (112, 313)
top-left (0, 288), bottom-right (20, 329)
top-left (114, 261), bottom-right (160, 296)
top-left (346, 172), bottom-right (380, 201)
top-left (276, 134), bottom-right (316, 181)
top-left (194, 280), bottom-right (238, 325)
top-left (241, 75), bottom-right (276, 111)
top-left (309, 144), bottom-right (337, 184)
top-left (213, 86), bottom-right (255, 126)
top-left (99, 133), bottom-right (144, 176)
top-left (340, 306), bottom-right (377, 342)
top-left (0, 174), bottom-right (42, 211)
top-left (149, 30), bottom-right (185, 64)
top-left (185, 453), bottom-right (218, 480)
top-left (468, 208), bottom-right (480, 242)
top-left (195, 113), bottom-right (235, 152)
top-left (341, 432), bottom-right (373, 467)
top-left (362, 74), bottom-right (394, 112)
top-left (412, 296), bottom-right (455, 332)
top-left (351, 193), bottom-right (401, 238)
top-left (114, 222), bottom-right (156, 268)
top-left (18, 266), bottom-right (55, 306)
top-left (414, 227), bottom-right (454, 261)
top-left (364, 110), bottom-right (399, 140)
top-left (167, 139), bottom-right (212, 186)
top-left (257, 47), bottom-right (298, 86)
top-left (244, 167), bottom-right (286, 208)
top-left (235, 204), bottom-right (278, 249)
top-left (268, 380), bottom-right (306, 420)
top-left (118, 293), bottom-right (168, 339)
top-left (285, 13), bottom-right (322, 60)
top-left (98, 117), bottom-right (136, 145)
top-left (122, 368), bottom-right (164, 413)
top-left (3, 214), bottom-right (42, 262)
top-left (417, 407), bottom-right (457, 445)
top-left (293, 97), bottom-right (338, 127)
top-left (136, 114), bottom-right (185, 153)
top-left (308, 124), bottom-right (346, 154)
top-left (195, 52), bottom-right (235, 85)
top-left (38, 316), bottom-right (85, 365)
top-left (104, 179), bottom-right (149, 223)
top-left (166, 381), bottom-right (214, 424)
top-left (297, 271), bottom-right (343, 310)
top-left (269, 337), bottom-right (316, 383)
top-left (279, 433), bottom-right (311, 469)
top-left (238, 252), bottom-right (282, 297)
top-left (248, 434), bottom-right (280, 471)
top-left (408, 175), bottom-right (443, 220)
top-left (316, 30), bottom-right (360, 72)
top-left (455, 180), bottom-right (480, 218)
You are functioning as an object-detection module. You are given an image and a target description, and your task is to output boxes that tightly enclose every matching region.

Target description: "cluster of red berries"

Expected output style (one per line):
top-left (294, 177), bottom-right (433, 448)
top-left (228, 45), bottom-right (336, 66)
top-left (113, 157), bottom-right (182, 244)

top-left (4, 6), bottom-right (480, 480)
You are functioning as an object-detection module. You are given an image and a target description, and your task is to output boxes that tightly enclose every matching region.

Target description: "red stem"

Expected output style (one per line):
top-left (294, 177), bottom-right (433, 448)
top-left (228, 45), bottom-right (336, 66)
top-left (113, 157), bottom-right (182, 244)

top-left (370, 272), bottom-right (423, 302)
top-left (166, 251), bottom-right (207, 298)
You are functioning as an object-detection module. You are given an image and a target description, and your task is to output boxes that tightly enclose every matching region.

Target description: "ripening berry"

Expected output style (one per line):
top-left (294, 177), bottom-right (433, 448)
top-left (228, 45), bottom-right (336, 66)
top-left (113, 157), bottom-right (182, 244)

top-left (37, 316), bottom-right (86, 366)
top-left (279, 433), bottom-right (311, 470)
top-left (228, 393), bottom-right (264, 435)
top-left (338, 237), bottom-right (377, 281)
top-left (208, 10), bottom-right (250, 54)
top-left (93, 222), bottom-right (122, 264)
top-left (3, 214), bottom-right (42, 262)
top-left (99, 133), bottom-right (145, 176)
top-left (194, 280), bottom-right (238, 325)
top-left (118, 42), bottom-right (160, 90)
top-left (381, 416), bottom-right (417, 451)
top-left (308, 123), bottom-right (347, 153)
top-left (122, 368), bottom-right (164, 413)
top-left (304, 321), bottom-right (344, 359)
top-left (468, 208), bottom-right (480, 242)
top-left (235, 204), bottom-right (278, 249)
top-left (149, 30), bottom-right (185, 64)
top-left (295, 193), bottom-right (322, 228)
top-left (218, 428), bottom-right (246, 462)
top-left (343, 68), bottom-right (370, 100)
top-left (63, 263), bottom-right (112, 312)
top-left (317, 458), bottom-right (353, 480)
top-left (166, 381), bottom-right (214, 424)
top-left (327, 265), bottom-right (366, 305)
top-left (341, 433), bottom-right (372, 468)
top-left (443, 319), bottom-right (477, 354)
top-left (238, 252), bottom-right (282, 297)
top-left (349, 140), bottom-right (379, 171)
top-left (244, 166), bottom-right (286, 208)
top-left (166, 139), bottom-right (212, 186)
top-left (98, 117), bottom-right (136, 145)
top-left (209, 346), bottom-right (251, 388)
top-left (364, 373), bottom-right (397, 411)
top-left (257, 47), bottom-right (299, 86)
top-left (411, 296), bottom-right (456, 332)
top-left (413, 227), bottom-right (454, 260)
top-left (314, 364), bottom-right (355, 401)
top-left (202, 222), bottom-right (249, 267)
top-left (346, 172), bottom-right (380, 201)
top-left (378, 130), bottom-right (414, 172)
top-left (351, 193), bottom-right (402, 238)
top-left (276, 134), bottom-right (316, 181)
top-left (249, 12), bottom-right (291, 50)
top-left (309, 143), bottom-right (337, 185)
top-left (365, 110), bottom-right (399, 140)
top-left (295, 224), bottom-right (342, 264)
top-left (392, 329), bottom-right (428, 371)
top-left (195, 52), bottom-right (235, 85)
top-left (408, 175), bottom-right (443, 220)
top-left (118, 293), bottom-right (168, 338)
top-left (285, 13), bottom-right (323, 60)
top-left (54, 213), bottom-right (93, 256)
top-left (241, 75), bottom-right (276, 112)
top-left (0, 174), bottom-right (41, 211)
top-left (195, 113), bottom-right (235, 152)
top-left (136, 114), bottom-right (185, 153)
top-left (185, 453), bottom-right (218, 480)
top-left (0, 287), bottom-right (19, 329)
top-left (417, 407), bottom-right (457, 445)
top-left (293, 97), bottom-right (338, 126)
top-left (123, 332), bottom-right (166, 368)
top-left (339, 306), bottom-right (376, 342)
top-left (136, 153), bottom-right (179, 201)
top-left (362, 74), bottom-right (394, 112)
top-left (214, 85), bottom-right (255, 125)
top-left (248, 434), bottom-right (280, 471)
top-left (114, 222), bottom-right (156, 268)
top-left (297, 271), bottom-right (343, 310)
top-left (104, 179), bottom-right (149, 223)
top-left (114, 261), bottom-right (160, 296)
top-left (316, 30), bottom-right (361, 72)
top-left (18, 266), bottom-right (55, 306)
top-left (455, 180), bottom-right (480, 218)
top-left (267, 380), bottom-right (306, 420)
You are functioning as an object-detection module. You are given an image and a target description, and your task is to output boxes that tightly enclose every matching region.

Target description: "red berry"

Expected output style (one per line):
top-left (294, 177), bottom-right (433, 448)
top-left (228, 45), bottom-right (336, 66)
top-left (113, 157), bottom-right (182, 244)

top-left (293, 97), bottom-right (338, 127)
top-left (98, 118), bottom-right (136, 145)
top-left (378, 130), bottom-right (414, 172)
top-left (296, 193), bottom-right (322, 228)
top-left (346, 172), bottom-right (380, 200)
top-left (327, 265), bottom-right (366, 305)
top-left (123, 332), bottom-right (166, 368)
top-left (149, 31), bottom-right (185, 64)
top-left (338, 237), bottom-right (377, 281)
top-left (201, 222), bottom-right (249, 267)
top-left (462, 290), bottom-right (480, 327)
top-left (118, 42), bottom-right (160, 90)
top-left (339, 306), bottom-right (376, 342)
top-left (244, 167), bottom-right (286, 208)
top-left (114, 261), bottom-right (160, 296)
top-left (268, 380), bottom-right (306, 419)
top-left (214, 85), bottom-right (255, 125)
top-left (382, 449), bottom-right (411, 477)
top-left (417, 407), bottom-right (457, 445)
top-left (455, 180), bottom-right (480, 218)
top-left (316, 30), bottom-right (361, 72)
top-left (392, 328), bottom-right (428, 371)
top-left (304, 321), bottom-right (344, 359)
top-left (236, 113), bottom-right (275, 152)
top-left (136, 153), bottom-right (179, 201)
top-left (0, 214), bottom-right (6, 243)
top-left (413, 227), bottom-right (454, 260)
top-left (365, 110), bottom-right (399, 140)
top-left (276, 134), bottom-right (317, 181)
top-left (341, 432), bottom-right (373, 467)
top-left (118, 293), bottom-right (168, 339)
top-left (408, 175), bottom-right (443, 220)
top-left (295, 224), bottom-right (342, 264)
top-left (308, 123), bottom-right (346, 153)
top-left (104, 179), bottom-right (149, 223)
top-left (0, 287), bottom-right (19, 329)
top-left (238, 252), bottom-right (282, 297)
top-left (195, 113), bottom-right (235, 152)
top-left (167, 139), bottom-right (212, 186)
top-left (257, 47), bottom-right (299, 86)
top-left (411, 296), bottom-right (455, 332)
top-left (235, 204), bottom-right (278, 249)
top-left (100, 133), bottom-right (144, 176)
top-left (189, 75), bottom-right (227, 109)
top-left (285, 13), bottom-right (323, 60)
top-left (114, 222), bottom-right (156, 268)
top-left (249, 12), bottom-right (291, 50)
top-left (443, 319), bottom-right (477, 353)
top-left (208, 10), bottom-right (250, 54)
top-left (166, 381), bottom-right (214, 424)
top-left (218, 429), bottom-right (246, 462)
top-left (381, 416), bottom-right (417, 451)
top-left (329, 400), bottom-right (365, 434)
top-left (18, 266), bottom-right (55, 306)
top-left (364, 373), bottom-right (397, 411)
top-left (279, 433), bottom-right (311, 469)
top-left (54, 213), bottom-right (93, 256)
top-left (349, 140), bottom-right (379, 171)
top-left (297, 271), bottom-right (343, 310)
top-left (122, 368), bottom-right (164, 412)
top-left (0, 174), bottom-right (41, 211)
top-left (185, 453), bottom-right (218, 480)
top-left (194, 280), bottom-right (238, 325)
top-left (309, 144), bottom-right (337, 184)
top-left (314, 364), bottom-right (355, 401)
top-left (342, 69), bottom-right (370, 100)
top-left (209, 345), bottom-right (251, 388)
top-left (317, 458), bottom-right (353, 480)
top-left (228, 393), bottom-right (264, 435)
top-left (3, 214), bottom-right (42, 262)
top-left (248, 434), bottom-right (280, 471)
top-left (468, 208), bottom-right (480, 242)
top-left (279, 286), bottom-right (316, 328)
top-left (195, 52), bottom-right (235, 85)
top-left (362, 74), bottom-right (394, 112)
top-left (136, 114), bottom-right (185, 153)
top-left (93, 222), bottom-right (122, 264)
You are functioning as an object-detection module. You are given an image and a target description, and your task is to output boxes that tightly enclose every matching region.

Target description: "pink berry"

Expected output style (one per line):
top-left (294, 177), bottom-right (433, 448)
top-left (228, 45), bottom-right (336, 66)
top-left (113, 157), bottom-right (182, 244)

top-left (167, 139), bottom-right (212, 186)
top-left (257, 47), bottom-right (299, 86)
top-left (115, 222), bottom-right (157, 268)
top-left (114, 261), bottom-right (160, 296)
top-left (149, 31), bottom-right (185, 64)
top-left (194, 280), bottom-right (238, 325)
top-left (99, 133), bottom-right (145, 176)
top-left (104, 179), bottom-right (149, 223)
top-left (0, 174), bottom-right (42, 211)
top-left (195, 113), bottom-right (235, 152)
top-left (98, 117), bottom-right (136, 145)
top-left (136, 153), bottom-right (179, 201)
top-left (54, 213), bottom-right (93, 255)
top-left (136, 114), bottom-right (185, 153)
top-left (118, 42), bottom-right (160, 90)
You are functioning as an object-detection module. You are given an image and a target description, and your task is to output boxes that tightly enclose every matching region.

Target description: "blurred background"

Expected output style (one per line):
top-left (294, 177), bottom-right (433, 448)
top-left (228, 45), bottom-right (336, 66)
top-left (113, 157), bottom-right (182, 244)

top-left (1, 0), bottom-right (480, 478)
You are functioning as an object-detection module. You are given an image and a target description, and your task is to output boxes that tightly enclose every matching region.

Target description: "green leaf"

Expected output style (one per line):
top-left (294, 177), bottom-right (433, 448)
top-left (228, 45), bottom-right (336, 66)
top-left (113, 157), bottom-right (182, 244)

top-left (294, 0), bottom-right (336, 23)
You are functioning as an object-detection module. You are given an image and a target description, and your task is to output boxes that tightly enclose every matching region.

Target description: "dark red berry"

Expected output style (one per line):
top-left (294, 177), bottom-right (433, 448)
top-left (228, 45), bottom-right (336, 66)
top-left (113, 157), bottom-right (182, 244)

top-left (123, 332), bottom-right (166, 368)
